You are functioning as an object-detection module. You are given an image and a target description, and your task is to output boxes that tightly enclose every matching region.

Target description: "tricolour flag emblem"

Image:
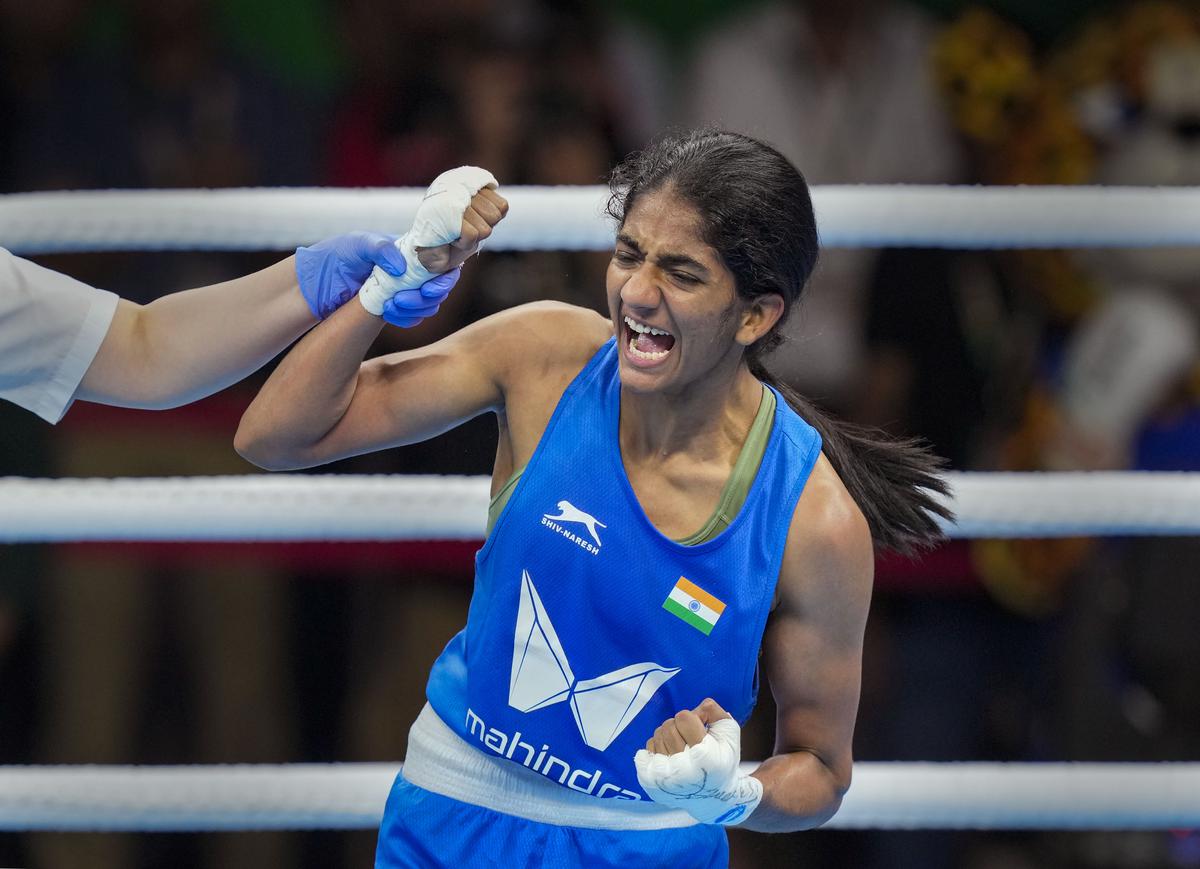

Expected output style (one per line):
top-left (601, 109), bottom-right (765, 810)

top-left (662, 577), bottom-right (725, 636)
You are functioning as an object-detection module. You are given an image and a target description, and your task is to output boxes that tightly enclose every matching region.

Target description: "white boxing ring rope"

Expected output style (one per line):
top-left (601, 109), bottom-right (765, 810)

top-left (1, 472), bottom-right (1199, 542)
top-left (3, 763), bottom-right (1200, 832)
top-left (5, 185), bottom-right (1200, 253)
top-left (3, 184), bottom-right (1200, 833)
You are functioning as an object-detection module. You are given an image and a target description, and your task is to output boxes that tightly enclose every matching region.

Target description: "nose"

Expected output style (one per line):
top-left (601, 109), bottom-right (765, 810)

top-left (620, 264), bottom-right (662, 313)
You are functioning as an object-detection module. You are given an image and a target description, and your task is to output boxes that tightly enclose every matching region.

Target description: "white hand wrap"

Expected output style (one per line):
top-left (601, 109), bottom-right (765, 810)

top-left (358, 166), bottom-right (499, 316)
top-left (634, 718), bottom-right (763, 826)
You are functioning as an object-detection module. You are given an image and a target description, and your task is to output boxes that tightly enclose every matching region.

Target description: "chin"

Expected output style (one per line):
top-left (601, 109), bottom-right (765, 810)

top-left (617, 360), bottom-right (669, 393)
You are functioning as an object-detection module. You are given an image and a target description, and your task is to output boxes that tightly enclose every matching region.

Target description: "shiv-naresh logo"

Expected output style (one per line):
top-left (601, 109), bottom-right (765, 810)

top-left (509, 570), bottom-right (679, 751)
top-left (541, 500), bottom-right (606, 555)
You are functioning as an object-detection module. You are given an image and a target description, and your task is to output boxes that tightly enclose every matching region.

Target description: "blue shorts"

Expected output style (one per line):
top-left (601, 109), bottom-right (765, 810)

top-left (375, 772), bottom-right (729, 869)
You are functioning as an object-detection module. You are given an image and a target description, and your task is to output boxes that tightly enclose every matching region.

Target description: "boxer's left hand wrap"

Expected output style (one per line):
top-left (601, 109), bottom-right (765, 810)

top-left (358, 166), bottom-right (499, 316)
top-left (635, 717), bottom-right (764, 826)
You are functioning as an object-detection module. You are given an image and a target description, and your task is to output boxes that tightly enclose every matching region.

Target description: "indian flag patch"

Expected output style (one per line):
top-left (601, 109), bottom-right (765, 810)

top-left (663, 577), bottom-right (725, 636)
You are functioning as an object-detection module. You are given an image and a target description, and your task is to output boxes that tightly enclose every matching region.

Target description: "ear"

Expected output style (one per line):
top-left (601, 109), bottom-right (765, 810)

top-left (735, 293), bottom-right (785, 347)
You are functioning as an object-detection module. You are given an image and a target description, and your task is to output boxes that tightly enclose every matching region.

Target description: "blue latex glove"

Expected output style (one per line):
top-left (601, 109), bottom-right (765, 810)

top-left (296, 232), bottom-right (407, 319)
top-left (382, 267), bottom-right (461, 327)
top-left (295, 232), bottom-right (461, 327)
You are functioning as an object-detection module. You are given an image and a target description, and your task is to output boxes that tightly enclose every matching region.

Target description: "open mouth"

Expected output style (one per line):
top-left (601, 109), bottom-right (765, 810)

top-left (623, 315), bottom-right (676, 363)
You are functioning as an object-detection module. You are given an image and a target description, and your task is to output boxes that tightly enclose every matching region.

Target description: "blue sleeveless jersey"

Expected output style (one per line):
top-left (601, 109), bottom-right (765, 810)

top-left (425, 338), bottom-right (821, 804)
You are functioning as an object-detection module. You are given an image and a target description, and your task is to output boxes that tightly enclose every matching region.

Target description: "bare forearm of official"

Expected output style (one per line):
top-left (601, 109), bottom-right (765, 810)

top-left (235, 300), bottom-right (385, 468)
top-left (77, 257), bottom-right (315, 409)
top-left (740, 750), bottom-right (848, 833)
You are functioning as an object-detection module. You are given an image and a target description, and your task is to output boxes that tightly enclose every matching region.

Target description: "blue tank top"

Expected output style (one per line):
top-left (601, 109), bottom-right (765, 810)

top-left (425, 338), bottom-right (822, 802)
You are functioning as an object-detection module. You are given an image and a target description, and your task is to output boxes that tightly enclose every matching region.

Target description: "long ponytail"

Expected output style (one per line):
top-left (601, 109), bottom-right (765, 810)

top-left (748, 361), bottom-right (951, 554)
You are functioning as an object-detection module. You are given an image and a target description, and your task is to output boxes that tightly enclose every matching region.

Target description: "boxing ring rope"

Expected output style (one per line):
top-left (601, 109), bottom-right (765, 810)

top-left (3, 762), bottom-right (1200, 832)
top-left (4, 184), bottom-right (1200, 833)
top-left (1, 472), bottom-right (1199, 542)
top-left (5, 185), bottom-right (1200, 253)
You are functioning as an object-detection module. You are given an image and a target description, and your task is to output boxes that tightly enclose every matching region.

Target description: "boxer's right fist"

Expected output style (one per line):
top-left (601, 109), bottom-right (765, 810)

top-left (414, 185), bottom-right (508, 274)
top-left (358, 166), bottom-right (507, 317)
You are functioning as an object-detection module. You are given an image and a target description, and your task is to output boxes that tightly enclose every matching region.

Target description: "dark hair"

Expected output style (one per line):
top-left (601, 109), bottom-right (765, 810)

top-left (606, 129), bottom-right (951, 553)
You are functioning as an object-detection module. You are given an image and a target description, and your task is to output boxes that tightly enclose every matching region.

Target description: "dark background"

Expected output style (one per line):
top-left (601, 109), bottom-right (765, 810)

top-left (2, 1), bottom-right (1199, 867)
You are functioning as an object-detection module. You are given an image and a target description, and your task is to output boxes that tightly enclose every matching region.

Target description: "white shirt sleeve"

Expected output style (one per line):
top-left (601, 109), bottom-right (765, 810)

top-left (0, 247), bottom-right (119, 423)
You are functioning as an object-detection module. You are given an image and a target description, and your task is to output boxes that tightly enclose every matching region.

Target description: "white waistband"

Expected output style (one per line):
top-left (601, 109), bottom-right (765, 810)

top-left (401, 703), bottom-right (699, 831)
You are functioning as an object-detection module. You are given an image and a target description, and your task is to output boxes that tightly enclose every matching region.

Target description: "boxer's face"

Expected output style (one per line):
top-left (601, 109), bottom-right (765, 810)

top-left (607, 188), bottom-right (779, 396)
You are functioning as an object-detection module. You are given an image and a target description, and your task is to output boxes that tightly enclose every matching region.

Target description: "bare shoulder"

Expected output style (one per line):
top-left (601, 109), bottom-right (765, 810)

top-left (476, 302), bottom-right (613, 475)
top-left (478, 301), bottom-right (612, 389)
top-left (776, 454), bottom-right (874, 621)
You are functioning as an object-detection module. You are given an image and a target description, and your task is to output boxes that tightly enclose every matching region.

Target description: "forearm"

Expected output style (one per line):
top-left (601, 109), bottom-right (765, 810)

top-left (740, 750), bottom-right (848, 833)
top-left (78, 258), bottom-right (315, 408)
top-left (235, 299), bottom-right (385, 469)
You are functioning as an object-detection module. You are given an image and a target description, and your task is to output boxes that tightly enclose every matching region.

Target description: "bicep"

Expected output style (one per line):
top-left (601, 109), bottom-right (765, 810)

top-left (296, 325), bottom-right (505, 465)
top-left (288, 301), bottom-right (604, 466)
top-left (762, 490), bottom-right (874, 784)
top-left (762, 593), bottom-right (866, 773)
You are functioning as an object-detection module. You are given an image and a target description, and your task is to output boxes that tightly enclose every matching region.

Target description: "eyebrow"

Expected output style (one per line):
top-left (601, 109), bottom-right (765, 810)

top-left (615, 233), bottom-right (711, 278)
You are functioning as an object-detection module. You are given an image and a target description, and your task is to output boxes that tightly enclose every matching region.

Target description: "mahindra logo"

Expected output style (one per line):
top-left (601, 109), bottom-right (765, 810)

top-left (509, 570), bottom-right (679, 751)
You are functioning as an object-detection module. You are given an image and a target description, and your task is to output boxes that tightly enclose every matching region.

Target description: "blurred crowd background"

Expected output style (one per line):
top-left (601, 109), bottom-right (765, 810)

top-left (2, 0), bottom-right (1200, 867)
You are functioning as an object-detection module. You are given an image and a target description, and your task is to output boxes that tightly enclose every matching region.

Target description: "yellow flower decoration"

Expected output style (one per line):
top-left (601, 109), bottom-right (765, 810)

top-left (933, 7), bottom-right (1038, 144)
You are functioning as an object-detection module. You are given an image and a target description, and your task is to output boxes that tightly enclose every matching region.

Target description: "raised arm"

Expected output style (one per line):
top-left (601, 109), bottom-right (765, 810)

top-left (234, 187), bottom-right (514, 470)
top-left (742, 455), bottom-right (874, 831)
top-left (235, 294), bottom-right (513, 470)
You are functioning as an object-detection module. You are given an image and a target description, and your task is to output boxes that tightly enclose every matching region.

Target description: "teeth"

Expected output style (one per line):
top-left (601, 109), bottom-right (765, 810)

top-left (628, 338), bottom-right (670, 360)
top-left (623, 316), bottom-right (671, 337)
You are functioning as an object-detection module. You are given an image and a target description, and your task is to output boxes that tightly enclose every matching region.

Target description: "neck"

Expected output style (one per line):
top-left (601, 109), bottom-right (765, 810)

top-left (619, 360), bottom-right (763, 464)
